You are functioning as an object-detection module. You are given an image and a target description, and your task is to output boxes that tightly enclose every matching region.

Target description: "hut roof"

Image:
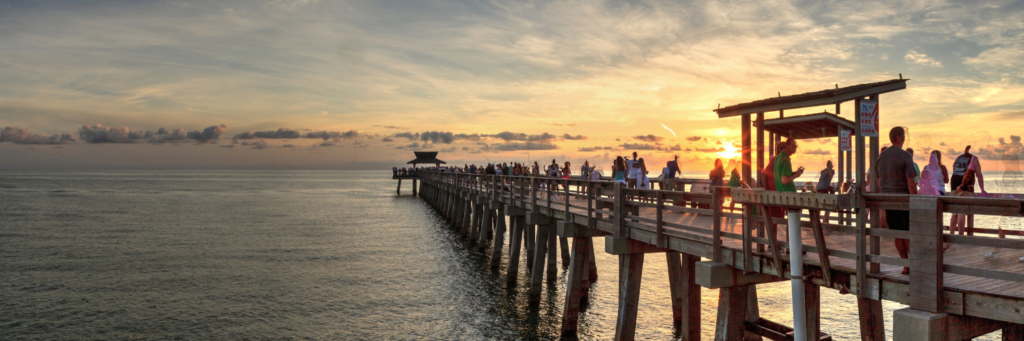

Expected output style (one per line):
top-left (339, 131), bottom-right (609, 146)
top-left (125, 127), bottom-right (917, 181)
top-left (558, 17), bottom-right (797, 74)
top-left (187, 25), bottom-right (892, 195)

top-left (407, 151), bottom-right (446, 165)
top-left (715, 79), bottom-right (908, 118)
top-left (757, 112), bottom-right (856, 140)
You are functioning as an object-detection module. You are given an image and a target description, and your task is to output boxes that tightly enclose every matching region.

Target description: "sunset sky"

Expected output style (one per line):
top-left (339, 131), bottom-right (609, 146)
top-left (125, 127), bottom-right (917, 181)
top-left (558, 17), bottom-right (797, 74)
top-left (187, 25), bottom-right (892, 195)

top-left (2, 0), bottom-right (1023, 172)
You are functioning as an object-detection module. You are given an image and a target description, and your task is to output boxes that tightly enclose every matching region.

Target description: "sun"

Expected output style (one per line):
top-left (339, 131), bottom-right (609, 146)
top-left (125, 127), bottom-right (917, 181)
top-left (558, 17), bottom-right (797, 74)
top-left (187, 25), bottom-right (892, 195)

top-left (717, 140), bottom-right (741, 160)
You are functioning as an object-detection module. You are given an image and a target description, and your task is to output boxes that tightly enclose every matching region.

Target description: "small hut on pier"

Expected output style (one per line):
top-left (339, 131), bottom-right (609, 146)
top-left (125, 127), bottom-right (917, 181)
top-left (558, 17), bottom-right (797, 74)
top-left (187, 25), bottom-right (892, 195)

top-left (407, 151), bottom-right (446, 169)
top-left (395, 151), bottom-right (446, 195)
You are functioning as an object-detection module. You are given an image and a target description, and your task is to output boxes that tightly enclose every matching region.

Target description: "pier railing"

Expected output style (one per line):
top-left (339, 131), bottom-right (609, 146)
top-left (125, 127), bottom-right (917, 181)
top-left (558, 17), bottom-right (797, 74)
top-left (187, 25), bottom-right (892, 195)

top-left (420, 171), bottom-right (1024, 317)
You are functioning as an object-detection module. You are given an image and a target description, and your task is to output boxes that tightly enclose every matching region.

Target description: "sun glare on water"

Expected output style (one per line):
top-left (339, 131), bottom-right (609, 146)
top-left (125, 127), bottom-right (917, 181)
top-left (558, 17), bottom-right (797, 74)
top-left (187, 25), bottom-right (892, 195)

top-left (717, 140), bottom-right (741, 159)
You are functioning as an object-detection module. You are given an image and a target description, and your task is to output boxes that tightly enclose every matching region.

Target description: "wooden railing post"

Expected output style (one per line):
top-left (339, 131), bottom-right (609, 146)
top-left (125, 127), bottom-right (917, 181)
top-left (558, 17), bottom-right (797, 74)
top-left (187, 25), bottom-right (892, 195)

top-left (742, 201), bottom-right (753, 273)
top-left (712, 186), bottom-right (722, 263)
top-left (564, 178), bottom-right (570, 214)
top-left (909, 196), bottom-right (944, 313)
top-left (587, 184), bottom-right (595, 229)
top-left (656, 191), bottom-right (666, 248)
top-left (531, 177), bottom-right (537, 210)
top-left (615, 184), bottom-right (626, 236)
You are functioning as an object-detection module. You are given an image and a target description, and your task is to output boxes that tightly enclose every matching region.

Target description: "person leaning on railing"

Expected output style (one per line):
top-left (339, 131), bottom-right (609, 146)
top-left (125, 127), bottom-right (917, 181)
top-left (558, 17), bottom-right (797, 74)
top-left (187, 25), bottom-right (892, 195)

top-left (875, 126), bottom-right (918, 275)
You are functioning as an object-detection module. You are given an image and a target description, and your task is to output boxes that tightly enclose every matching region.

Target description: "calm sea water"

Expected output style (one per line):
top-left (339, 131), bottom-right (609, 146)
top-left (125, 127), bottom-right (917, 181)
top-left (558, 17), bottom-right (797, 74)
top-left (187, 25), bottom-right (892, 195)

top-left (0, 170), bottom-right (1007, 340)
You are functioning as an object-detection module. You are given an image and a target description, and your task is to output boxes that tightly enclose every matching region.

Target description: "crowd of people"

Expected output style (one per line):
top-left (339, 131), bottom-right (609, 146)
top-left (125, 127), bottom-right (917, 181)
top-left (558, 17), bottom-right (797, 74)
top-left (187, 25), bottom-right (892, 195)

top-left (406, 127), bottom-right (1013, 264)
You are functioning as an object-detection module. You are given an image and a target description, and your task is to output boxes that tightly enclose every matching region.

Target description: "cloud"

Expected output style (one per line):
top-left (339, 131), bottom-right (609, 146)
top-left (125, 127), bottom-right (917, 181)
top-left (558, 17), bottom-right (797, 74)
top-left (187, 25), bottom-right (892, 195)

top-left (695, 147), bottom-right (725, 153)
top-left (454, 133), bottom-right (482, 141)
top-left (1, 126), bottom-right (75, 145)
top-left (233, 128), bottom-right (301, 141)
top-left (382, 136), bottom-right (394, 142)
top-left (241, 140), bottom-right (269, 149)
top-left (484, 141), bottom-right (558, 151)
top-left (973, 135), bottom-right (1023, 161)
top-left (373, 125), bottom-right (408, 129)
top-left (282, 144), bottom-right (296, 148)
top-left (802, 149), bottom-right (832, 155)
top-left (578, 146), bottom-right (613, 152)
top-left (79, 123), bottom-right (224, 144)
top-left (562, 134), bottom-right (587, 140)
top-left (488, 131), bottom-right (558, 142)
top-left (634, 134), bottom-right (664, 142)
top-left (145, 127), bottom-right (190, 144)
top-left (620, 143), bottom-right (680, 152)
top-left (305, 130), bottom-right (358, 140)
top-left (395, 132), bottom-right (417, 140)
top-left (78, 124), bottom-right (147, 143)
top-left (905, 50), bottom-right (942, 67)
top-left (230, 128), bottom-right (357, 142)
top-left (219, 145), bottom-right (234, 148)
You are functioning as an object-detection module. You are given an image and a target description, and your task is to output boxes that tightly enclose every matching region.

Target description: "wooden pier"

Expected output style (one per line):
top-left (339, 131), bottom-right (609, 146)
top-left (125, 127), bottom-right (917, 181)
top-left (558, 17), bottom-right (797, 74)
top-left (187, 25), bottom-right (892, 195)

top-left (414, 172), bottom-right (1024, 340)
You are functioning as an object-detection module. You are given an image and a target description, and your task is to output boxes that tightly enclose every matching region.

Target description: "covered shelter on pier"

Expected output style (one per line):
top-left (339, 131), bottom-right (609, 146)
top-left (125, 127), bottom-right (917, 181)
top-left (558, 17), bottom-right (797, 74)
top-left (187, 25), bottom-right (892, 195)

top-left (407, 151), bottom-right (447, 168)
top-left (714, 78), bottom-right (910, 340)
top-left (714, 78), bottom-right (908, 193)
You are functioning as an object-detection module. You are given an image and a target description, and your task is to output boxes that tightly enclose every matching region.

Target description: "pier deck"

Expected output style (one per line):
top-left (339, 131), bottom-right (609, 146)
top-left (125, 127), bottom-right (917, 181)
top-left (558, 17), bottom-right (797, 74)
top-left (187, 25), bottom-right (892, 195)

top-left (416, 172), bottom-right (1024, 340)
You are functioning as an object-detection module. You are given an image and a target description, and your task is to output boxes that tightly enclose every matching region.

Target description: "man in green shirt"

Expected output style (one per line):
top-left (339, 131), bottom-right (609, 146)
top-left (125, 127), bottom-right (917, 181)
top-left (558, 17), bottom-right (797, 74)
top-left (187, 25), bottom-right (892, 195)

top-left (775, 139), bottom-right (805, 192)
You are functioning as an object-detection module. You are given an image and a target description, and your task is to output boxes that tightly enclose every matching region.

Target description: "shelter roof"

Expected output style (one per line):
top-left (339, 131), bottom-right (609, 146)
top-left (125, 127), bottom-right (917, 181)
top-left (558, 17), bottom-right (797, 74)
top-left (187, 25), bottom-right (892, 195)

top-left (715, 79), bottom-right (908, 118)
top-left (758, 112), bottom-right (856, 140)
top-left (407, 151), bottom-right (446, 165)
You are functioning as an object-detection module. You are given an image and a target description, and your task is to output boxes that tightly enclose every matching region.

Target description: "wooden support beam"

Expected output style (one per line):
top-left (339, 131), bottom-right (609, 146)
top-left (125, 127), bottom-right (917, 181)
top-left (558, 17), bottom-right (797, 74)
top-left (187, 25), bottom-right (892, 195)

top-left (547, 220), bottom-right (558, 280)
top-left (667, 252), bottom-right (701, 339)
top-left (909, 197), bottom-right (943, 313)
top-left (695, 262), bottom-right (784, 289)
top-left (490, 204), bottom-right (507, 269)
top-left (614, 253), bottom-right (644, 341)
top-left (587, 238), bottom-right (599, 283)
top-left (560, 236), bottom-right (571, 268)
top-left (715, 284), bottom-right (749, 341)
top-left (804, 284), bottom-right (822, 341)
top-left (561, 236), bottom-right (592, 334)
top-left (746, 286), bottom-right (763, 341)
top-left (397, 178), bottom-right (402, 195)
top-left (412, 178), bottom-right (417, 196)
top-left (757, 112), bottom-right (765, 187)
top-left (605, 236), bottom-right (669, 255)
top-left (1005, 324), bottom-right (1024, 341)
top-left (894, 308), bottom-right (1008, 341)
top-left (857, 298), bottom-right (884, 341)
top-left (809, 210), bottom-right (833, 287)
top-left (478, 203), bottom-right (491, 251)
top-left (528, 221), bottom-right (550, 305)
top-left (525, 219), bottom-right (536, 268)
top-left (507, 216), bottom-right (524, 286)
top-left (758, 204), bottom-right (785, 275)
top-left (557, 221), bottom-right (610, 238)
top-left (743, 113), bottom-right (752, 188)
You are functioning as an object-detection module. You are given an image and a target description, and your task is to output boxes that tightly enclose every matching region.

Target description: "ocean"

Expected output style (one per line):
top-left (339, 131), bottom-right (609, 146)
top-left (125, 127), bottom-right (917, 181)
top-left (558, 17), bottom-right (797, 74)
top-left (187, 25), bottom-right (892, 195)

top-left (0, 170), bottom-right (1011, 340)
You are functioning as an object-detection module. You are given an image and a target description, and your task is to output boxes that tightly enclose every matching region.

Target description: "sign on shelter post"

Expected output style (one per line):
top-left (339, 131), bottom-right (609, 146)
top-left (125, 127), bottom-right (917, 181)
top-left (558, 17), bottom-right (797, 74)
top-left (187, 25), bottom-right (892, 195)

top-left (860, 100), bottom-right (879, 137)
top-left (840, 129), bottom-right (852, 151)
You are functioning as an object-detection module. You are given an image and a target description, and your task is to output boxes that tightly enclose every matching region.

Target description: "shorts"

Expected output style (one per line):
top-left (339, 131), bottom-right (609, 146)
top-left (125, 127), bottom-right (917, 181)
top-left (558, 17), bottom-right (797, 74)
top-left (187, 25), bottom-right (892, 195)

top-left (885, 210), bottom-right (910, 231)
top-left (664, 178), bottom-right (679, 191)
top-left (627, 178), bottom-right (637, 188)
top-left (815, 188), bottom-right (831, 194)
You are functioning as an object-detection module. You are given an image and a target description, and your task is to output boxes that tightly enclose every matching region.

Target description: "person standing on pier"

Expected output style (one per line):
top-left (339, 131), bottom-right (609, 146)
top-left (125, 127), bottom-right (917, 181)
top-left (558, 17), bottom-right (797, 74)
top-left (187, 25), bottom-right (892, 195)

top-left (775, 138), bottom-right (807, 255)
top-left (626, 151), bottom-right (640, 189)
top-left (875, 126), bottom-right (918, 274)
top-left (816, 160), bottom-right (836, 226)
top-left (710, 158), bottom-right (726, 189)
top-left (613, 156), bottom-right (628, 187)
top-left (664, 155), bottom-right (681, 191)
